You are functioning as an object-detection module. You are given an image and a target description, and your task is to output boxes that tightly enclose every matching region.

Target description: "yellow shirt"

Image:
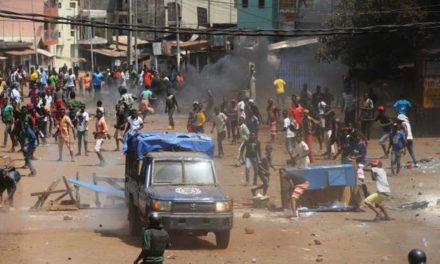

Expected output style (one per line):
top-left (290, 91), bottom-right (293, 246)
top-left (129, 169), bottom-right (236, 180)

top-left (274, 78), bottom-right (286, 94)
top-left (30, 72), bottom-right (39, 81)
top-left (194, 111), bottom-right (206, 127)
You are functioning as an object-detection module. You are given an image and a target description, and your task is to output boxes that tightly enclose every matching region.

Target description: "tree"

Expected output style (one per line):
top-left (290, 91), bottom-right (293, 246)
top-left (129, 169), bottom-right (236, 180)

top-left (317, 0), bottom-right (427, 78)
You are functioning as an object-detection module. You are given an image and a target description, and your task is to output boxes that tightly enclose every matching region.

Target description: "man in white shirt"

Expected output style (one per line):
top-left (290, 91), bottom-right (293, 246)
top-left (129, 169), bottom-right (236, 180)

top-left (66, 68), bottom-right (76, 96)
top-left (211, 107), bottom-right (228, 158)
top-left (75, 104), bottom-right (89, 156)
top-left (282, 110), bottom-right (296, 159)
top-left (236, 116), bottom-right (250, 166)
top-left (11, 84), bottom-right (21, 103)
top-left (364, 160), bottom-right (391, 221)
top-left (237, 96), bottom-right (246, 121)
top-left (397, 114), bottom-right (418, 167)
top-left (293, 136), bottom-right (310, 168)
top-left (125, 109), bottom-right (144, 134)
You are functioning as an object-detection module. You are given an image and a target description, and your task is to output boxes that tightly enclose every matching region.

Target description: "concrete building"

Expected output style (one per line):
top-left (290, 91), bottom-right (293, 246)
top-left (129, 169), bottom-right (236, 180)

top-left (237, 0), bottom-right (333, 30)
top-left (79, 0), bottom-right (166, 41)
top-left (237, 0), bottom-right (278, 30)
top-left (45, 0), bottom-right (81, 68)
top-left (164, 0), bottom-right (237, 28)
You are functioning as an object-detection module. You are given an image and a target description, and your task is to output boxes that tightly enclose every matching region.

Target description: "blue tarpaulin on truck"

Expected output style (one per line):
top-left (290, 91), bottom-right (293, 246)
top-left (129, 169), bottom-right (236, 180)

top-left (285, 164), bottom-right (357, 190)
top-left (123, 132), bottom-right (215, 159)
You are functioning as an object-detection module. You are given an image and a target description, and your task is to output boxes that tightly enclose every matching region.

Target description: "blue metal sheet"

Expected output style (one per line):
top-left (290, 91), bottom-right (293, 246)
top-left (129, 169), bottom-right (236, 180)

top-left (285, 164), bottom-right (356, 190)
top-left (68, 178), bottom-right (124, 197)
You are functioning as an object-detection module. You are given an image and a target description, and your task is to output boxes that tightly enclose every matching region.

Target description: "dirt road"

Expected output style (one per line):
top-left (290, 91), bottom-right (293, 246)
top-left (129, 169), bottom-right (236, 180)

top-left (1, 114), bottom-right (439, 264)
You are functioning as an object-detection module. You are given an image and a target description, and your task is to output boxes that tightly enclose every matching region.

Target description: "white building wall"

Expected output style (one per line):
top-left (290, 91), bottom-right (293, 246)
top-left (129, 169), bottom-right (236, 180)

top-left (50, 0), bottom-right (79, 69)
top-left (165, 0), bottom-right (237, 28)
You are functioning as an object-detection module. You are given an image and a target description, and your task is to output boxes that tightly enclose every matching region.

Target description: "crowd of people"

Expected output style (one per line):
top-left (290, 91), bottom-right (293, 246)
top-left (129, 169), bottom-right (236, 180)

top-left (182, 75), bottom-right (418, 219)
top-left (0, 62), bottom-right (419, 221)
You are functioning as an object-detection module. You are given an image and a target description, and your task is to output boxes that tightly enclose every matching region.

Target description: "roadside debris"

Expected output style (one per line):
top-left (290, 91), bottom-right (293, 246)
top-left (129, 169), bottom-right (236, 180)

top-left (242, 212), bottom-right (251, 219)
top-left (245, 227), bottom-right (255, 234)
top-left (63, 215), bottom-right (73, 221)
top-left (398, 201), bottom-right (429, 210)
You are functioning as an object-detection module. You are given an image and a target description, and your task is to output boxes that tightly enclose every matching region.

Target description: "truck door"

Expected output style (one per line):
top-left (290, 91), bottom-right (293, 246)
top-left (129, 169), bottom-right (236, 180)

top-left (138, 158), bottom-right (152, 215)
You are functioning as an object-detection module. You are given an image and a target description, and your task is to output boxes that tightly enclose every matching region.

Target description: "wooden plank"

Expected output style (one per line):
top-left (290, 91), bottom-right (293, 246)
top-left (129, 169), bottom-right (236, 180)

top-left (54, 191), bottom-right (69, 202)
top-left (75, 172), bottom-right (80, 208)
top-left (93, 173), bottom-right (101, 208)
top-left (31, 179), bottom-right (60, 209)
top-left (30, 190), bottom-right (67, 197)
top-left (62, 176), bottom-right (76, 203)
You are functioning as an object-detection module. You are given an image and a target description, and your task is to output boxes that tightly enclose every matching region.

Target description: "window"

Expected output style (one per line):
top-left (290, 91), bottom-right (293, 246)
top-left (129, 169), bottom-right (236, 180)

top-left (58, 2), bottom-right (62, 8)
top-left (184, 161), bottom-right (215, 185)
top-left (137, 18), bottom-right (143, 24)
top-left (151, 160), bottom-right (215, 185)
top-left (258, 0), bottom-right (265, 8)
top-left (70, 30), bottom-right (75, 37)
top-left (58, 31), bottom-right (61, 38)
top-left (69, 2), bottom-right (76, 8)
top-left (152, 161), bottom-right (183, 185)
top-left (242, 0), bottom-right (248, 8)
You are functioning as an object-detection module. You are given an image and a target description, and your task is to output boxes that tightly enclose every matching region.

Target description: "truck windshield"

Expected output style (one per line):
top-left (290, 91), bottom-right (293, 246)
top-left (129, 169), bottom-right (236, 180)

top-left (152, 160), bottom-right (215, 185)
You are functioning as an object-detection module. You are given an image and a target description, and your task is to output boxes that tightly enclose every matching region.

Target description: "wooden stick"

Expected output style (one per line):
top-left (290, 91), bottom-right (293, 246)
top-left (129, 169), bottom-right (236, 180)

top-left (30, 190), bottom-right (67, 197)
top-left (62, 176), bottom-right (76, 203)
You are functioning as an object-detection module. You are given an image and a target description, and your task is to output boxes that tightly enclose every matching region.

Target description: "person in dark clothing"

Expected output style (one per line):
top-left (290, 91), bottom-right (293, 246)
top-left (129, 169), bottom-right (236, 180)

top-left (251, 156), bottom-right (270, 197)
top-left (280, 169), bottom-right (309, 218)
top-left (0, 167), bottom-right (21, 208)
top-left (374, 105), bottom-right (393, 158)
top-left (311, 85), bottom-right (322, 114)
top-left (164, 90), bottom-right (179, 130)
top-left (240, 132), bottom-right (261, 186)
top-left (134, 213), bottom-right (170, 264)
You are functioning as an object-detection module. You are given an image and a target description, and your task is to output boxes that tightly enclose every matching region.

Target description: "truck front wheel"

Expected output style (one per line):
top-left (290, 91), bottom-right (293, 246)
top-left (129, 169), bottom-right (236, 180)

top-left (215, 231), bottom-right (230, 249)
top-left (128, 201), bottom-right (141, 236)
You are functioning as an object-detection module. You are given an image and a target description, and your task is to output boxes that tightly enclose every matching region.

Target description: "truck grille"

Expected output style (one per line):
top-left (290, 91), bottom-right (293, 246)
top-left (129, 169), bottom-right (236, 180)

top-left (172, 202), bottom-right (215, 213)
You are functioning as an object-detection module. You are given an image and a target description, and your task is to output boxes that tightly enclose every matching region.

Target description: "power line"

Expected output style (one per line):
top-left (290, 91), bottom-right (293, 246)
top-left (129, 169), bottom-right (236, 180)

top-left (1, 9), bottom-right (440, 37)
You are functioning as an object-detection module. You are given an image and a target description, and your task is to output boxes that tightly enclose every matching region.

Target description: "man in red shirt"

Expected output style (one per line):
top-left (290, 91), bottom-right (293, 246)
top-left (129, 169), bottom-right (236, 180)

top-left (289, 102), bottom-right (304, 128)
top-left (143, 69), bottom-right (152, 89)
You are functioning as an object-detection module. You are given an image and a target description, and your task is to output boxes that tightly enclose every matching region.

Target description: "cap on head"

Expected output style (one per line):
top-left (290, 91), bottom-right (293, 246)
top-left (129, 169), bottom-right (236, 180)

top-left (148, 212), bottom-right (161, 227)
top-left (377, 105), bottom-right (385, 111)
top-left (408, 249), bottom-right (426, 264)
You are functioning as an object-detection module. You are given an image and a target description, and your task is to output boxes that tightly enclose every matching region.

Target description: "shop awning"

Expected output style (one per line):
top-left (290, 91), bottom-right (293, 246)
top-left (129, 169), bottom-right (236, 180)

top-left (171, 40), bottom-right (209, 50)
top-left (57, 56), bottom-right (87, 63)
top-left (88, 48), bottom-right (123, 58)
top-left (37, 48), bottom-right (55, 57)
top-left (4, 49), bottom-right (35, 56)
top-left (268, 37), bottom-right (319, 51)
top-left (77, 37), bottom-right (108, 45)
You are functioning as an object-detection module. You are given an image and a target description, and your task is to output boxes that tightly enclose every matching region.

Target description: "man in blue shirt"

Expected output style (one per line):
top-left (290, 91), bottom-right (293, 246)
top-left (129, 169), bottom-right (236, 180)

top-left (388, 123), bottom-right (406, 175)
top-left (92, 68), bottom-right (104, 101)
top-left (393, 95), bottom-right (411, 116)
top-left (39, 67), bottom-right (48, 91)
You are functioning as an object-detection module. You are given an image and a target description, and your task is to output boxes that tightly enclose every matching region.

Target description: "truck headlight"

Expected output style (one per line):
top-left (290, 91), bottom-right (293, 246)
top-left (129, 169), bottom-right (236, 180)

top-left (151, 200), bottom-right (172, 212)
top-left (216, 201), bottom-right (233, 212)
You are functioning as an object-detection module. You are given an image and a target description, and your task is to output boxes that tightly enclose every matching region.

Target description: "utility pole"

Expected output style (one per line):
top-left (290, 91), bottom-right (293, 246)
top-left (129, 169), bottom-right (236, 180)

top-left (208, 0), bottom-right (210, 27)
top-left (31, 0), bottom-right (39, 66)
top-left (175, 0), bottom-right (180, 72)
top-left (153, 0), bottom-right (158, 70)
top-left (134, 0), bottom-right (138, 71)
top-left (89, 0), bottom-right (94, 71)
top-left (128, 0), bottom-right (133, 66)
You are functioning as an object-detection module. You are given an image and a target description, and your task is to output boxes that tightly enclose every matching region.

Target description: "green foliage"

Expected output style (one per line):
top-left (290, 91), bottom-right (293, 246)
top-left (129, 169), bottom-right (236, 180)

top-left (317, 0), bottom-right (427, 76)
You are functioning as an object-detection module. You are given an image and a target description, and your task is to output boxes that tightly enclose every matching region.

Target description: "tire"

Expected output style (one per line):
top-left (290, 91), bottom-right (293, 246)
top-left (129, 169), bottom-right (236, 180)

top-left (215, 231), bottom-right (230, 249)
top-left (128, 200), bottom-right (141, 236)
